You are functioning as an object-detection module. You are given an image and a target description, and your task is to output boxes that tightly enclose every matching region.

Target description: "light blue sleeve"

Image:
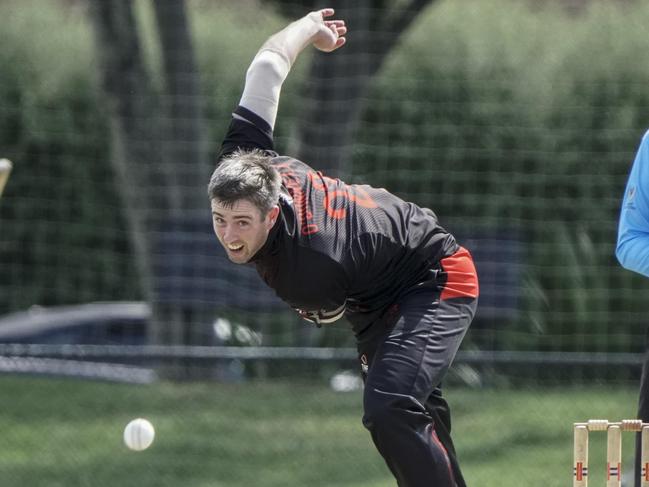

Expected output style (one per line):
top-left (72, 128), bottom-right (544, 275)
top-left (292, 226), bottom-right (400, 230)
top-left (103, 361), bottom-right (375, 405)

top-left (616, 130), bottom-right (649, 278)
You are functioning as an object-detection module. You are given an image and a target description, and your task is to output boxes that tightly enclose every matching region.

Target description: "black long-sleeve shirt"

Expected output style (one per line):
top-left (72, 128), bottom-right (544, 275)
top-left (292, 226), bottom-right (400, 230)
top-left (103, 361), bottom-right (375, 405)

top-left (218, 106), bottom-right (458, 334)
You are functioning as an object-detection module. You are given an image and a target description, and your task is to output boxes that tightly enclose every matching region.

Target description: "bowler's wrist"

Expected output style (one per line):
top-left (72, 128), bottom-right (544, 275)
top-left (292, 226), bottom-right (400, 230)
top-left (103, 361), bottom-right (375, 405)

top-left (260, 14), bottom-right (323, 66)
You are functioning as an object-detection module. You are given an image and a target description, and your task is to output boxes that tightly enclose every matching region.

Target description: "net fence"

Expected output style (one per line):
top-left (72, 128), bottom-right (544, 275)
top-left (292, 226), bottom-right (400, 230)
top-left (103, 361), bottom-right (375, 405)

top-left (1, 0), bottom-right (647, 355)
top-left (0, 0), bottom-right (649, 486)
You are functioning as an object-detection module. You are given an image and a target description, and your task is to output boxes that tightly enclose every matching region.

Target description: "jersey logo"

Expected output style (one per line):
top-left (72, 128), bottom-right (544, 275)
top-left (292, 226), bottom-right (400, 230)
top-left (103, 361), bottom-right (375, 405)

top-left (308, 172), bottom-right (378, 220)
top-left (625, 185), bottom-right (637, 209)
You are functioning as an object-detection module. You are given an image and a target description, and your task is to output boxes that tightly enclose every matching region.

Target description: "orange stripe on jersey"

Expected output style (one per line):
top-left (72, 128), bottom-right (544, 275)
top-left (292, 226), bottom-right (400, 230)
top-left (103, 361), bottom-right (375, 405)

top-left (440, 247), bottom-right (479, 300)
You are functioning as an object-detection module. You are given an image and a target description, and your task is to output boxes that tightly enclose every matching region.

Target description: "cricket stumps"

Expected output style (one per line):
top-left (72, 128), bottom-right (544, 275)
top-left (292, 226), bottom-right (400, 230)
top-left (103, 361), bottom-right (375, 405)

top-left (573, 419), bottom-right (649, 487)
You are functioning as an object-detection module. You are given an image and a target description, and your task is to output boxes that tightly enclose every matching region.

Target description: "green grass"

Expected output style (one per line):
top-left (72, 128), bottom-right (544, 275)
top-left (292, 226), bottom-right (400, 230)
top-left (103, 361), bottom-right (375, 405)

top-left (0, 375), bottom-right (638, 486)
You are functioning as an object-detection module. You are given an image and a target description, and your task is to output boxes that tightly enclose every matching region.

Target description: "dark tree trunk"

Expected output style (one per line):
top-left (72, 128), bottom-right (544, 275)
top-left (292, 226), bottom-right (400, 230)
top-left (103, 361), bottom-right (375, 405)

top-left (87, 0), bottom-right (163, 304)
top-left (89, 0), bottom-right (210, 359)
top-left (292, 0), bottom-right (434, 176)
top-left (153, 0), bottom-right (209, 212)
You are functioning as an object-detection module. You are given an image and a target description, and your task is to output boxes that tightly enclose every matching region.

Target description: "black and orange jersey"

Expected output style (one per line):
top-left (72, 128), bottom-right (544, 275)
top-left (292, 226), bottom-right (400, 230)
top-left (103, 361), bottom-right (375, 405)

top-left (218, 106), bottom-right (459, 333)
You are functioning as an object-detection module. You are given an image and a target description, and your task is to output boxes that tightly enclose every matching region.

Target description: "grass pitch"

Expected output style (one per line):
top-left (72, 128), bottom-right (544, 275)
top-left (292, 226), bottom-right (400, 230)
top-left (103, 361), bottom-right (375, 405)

top-left (0, 375), bottom-right (637, 487)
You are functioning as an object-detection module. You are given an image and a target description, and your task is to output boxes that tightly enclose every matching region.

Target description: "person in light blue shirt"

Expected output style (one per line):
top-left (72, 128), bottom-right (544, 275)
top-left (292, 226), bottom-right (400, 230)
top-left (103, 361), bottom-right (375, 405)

top-left (617, 129), bottom-right (649, 276)
top-left (616, 129), bottom-right (649, 487)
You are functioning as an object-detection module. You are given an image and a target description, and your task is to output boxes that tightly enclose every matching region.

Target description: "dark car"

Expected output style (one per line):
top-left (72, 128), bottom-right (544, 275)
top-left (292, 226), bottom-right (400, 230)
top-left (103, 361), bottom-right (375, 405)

top-left (0, 302), bottom-right (154, 383)
top-left (0, 301), bottom-right (150, 345)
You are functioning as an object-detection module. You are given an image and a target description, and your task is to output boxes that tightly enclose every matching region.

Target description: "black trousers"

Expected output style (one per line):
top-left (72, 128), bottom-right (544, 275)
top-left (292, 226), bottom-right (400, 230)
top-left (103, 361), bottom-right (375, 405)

top-left (635, 329), bottom-right (649, 487)
top-left (356, 289), bottom-right (477, 487)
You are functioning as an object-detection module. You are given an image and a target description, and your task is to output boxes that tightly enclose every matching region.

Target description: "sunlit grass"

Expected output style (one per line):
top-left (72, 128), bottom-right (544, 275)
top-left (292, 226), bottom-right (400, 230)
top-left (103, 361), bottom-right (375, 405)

top-left (0, 376), bottom-right (639, 487)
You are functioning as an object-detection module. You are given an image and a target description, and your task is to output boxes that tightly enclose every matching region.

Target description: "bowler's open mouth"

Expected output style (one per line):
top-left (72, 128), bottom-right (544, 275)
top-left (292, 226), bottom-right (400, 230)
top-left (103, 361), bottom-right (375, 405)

top-left (227, 243), bottom-right (244, 253)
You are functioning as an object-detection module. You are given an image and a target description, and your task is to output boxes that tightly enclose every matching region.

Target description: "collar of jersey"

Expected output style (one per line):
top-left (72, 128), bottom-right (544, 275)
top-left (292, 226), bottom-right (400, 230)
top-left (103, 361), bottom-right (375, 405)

top-left (249, 206), bottom-right (285, 262)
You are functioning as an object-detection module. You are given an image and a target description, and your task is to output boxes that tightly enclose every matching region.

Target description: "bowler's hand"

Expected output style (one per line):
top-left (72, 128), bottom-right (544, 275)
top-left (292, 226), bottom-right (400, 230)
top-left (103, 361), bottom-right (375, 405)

top-left (309, 8), bottom-right (347, 52)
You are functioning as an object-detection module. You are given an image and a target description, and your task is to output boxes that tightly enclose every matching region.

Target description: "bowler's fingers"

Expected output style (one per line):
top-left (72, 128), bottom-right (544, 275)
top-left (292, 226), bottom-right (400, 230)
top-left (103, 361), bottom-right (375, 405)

top-left (326, 20), bottom-right (346, 27)
top-left (325, 21), bottom-right (347, 47)
top-left (325, 21), bottom-right (347, 33)
top-left (314, 9), bottom-right (347, 50)
top-left (319, 8), bottom-right (335, 19)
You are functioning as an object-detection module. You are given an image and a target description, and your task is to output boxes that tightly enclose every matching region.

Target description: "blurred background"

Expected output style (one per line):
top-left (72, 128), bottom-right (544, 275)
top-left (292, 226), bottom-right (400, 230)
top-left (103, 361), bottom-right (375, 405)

top-left (1, 0), bottom-right (648, 485)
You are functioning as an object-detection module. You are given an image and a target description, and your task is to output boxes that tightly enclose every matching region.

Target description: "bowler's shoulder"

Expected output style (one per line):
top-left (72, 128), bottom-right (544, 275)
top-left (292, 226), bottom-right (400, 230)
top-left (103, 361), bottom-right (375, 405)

top-left (270, 155), bottom-right (316, 173)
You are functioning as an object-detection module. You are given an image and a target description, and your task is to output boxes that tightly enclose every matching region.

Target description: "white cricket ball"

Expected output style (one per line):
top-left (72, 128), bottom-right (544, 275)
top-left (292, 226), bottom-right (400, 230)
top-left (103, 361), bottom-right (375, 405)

top-left (123, 418), bottom-right (155, 451)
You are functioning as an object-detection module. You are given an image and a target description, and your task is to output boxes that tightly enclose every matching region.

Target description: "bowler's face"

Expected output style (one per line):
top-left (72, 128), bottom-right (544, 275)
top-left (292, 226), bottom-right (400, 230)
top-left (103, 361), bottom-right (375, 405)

top-left (211, 198), bottom-right (279, 264)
